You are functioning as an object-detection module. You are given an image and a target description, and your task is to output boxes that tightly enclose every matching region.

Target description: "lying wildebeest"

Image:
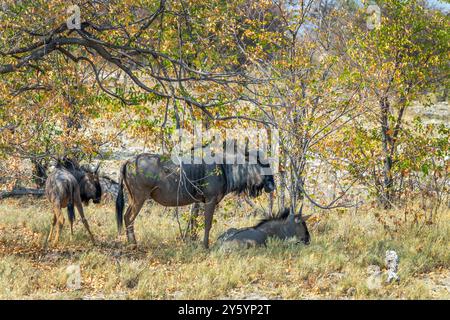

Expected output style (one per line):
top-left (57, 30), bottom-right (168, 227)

top-left (216, 206), bottom-right (311, 249)
top-left (116, 144), bottom-right (275, 248)
top-left (45, 159), bottom-right (102, 246)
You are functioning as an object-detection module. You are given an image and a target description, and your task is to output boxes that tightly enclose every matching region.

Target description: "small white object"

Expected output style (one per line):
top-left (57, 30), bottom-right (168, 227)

top-left (385, 250), bottom-right (400, 283)
top-left (66, 264), bottom-right (81, 290)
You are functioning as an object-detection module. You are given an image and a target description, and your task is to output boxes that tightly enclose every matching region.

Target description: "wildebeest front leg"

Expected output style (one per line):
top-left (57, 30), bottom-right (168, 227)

top-left (74, 200), bottom-right (96, 245)
top-left (203, 200), bottom-right (217, 249)
top-left (187, 203), bottom-right (200, 240)
top-left (124, 199), bottom-right (145, 248)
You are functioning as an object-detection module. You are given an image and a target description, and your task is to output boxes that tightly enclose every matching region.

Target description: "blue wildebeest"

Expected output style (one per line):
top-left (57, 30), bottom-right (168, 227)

top-left (116, 144), bottom-right (275, 248)
top-left (45, 159), bottom-right (102, 246)
top-left (216, 206), bottom-right (311, 248)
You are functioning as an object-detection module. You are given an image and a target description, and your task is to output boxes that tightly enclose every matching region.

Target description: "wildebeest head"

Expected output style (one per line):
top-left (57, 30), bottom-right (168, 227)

top-left (262, 172), bottom-right (275, 193)
top-left (220, 143), bottom-right (276, 197)
top-left (289, 213), bottom-right (311, 245)
top-left (80, 164), bottom-right (102, 205)
top-left (248, 151), bottom-right (275, 197)
top-left (253, 206), bottom-right (311, 245)
top-left (288, 204), bottom-right (312, 245)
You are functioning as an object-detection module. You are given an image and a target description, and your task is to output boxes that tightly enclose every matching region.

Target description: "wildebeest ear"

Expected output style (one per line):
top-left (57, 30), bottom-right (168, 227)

top-left (294, 213), bottom-right (312, 223)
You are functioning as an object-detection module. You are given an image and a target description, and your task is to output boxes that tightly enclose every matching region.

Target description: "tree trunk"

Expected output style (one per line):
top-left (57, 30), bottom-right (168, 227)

top-left (0, 188), bottom-right (45, 200)
top-left (380, 98), bottom-right (394, 209)
top-left (279, 156), bottom-right (286, 210)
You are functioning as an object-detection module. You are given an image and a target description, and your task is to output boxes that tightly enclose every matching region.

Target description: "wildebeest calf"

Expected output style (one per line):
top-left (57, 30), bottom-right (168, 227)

top-left (216, 207), bottom-right (311, 249)
top-left (45, 160), bottom-right (101, 246)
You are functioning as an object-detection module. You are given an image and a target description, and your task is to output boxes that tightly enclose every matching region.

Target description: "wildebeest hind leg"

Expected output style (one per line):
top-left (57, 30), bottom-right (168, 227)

top-left (74, 200), bottom-right (96, 245)
top-left (45, 212), bottom-right (57, 248)
top-left (124, 198), bottom-right (145, 248)
top-left (52, 206), bottom-right (65, 246)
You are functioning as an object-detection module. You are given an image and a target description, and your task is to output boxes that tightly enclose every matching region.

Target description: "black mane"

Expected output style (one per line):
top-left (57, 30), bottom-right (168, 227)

top-left (56, 157), bottom-right (81, 171)
top-left (222, 162), bottom-right (257, 195)
top-left (178, 151), bottom-right (264, 197)
top-left (56, 157), bottom-right (86, 182)
top-left (253, 208), bottom-right (291, 229)
top-left (175, 139), bottom-right (270, 198)
top-left (190, 139), bottom-right (269, 194)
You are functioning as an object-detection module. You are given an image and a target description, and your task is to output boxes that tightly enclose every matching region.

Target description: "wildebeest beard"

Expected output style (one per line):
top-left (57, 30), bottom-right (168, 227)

top-left (174, 161), bottom-right (269, 200)
top-left (221, 162), bottom-right (268, 197)
top-left (178, 141), bottom-right (275, 198)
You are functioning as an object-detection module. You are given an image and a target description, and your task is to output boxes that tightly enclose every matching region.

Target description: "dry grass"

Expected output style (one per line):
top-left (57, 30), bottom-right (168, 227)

top-left (0, 197), bottom-right (449, 300)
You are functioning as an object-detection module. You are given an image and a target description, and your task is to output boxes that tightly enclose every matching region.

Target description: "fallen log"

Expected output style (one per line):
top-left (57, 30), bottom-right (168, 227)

top-left (0, 175), bottom-right (120, 202)
top-left (0, 188), bottom-right (45, 200)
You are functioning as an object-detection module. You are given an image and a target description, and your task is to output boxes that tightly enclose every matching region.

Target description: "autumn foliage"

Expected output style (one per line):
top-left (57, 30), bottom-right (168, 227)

top-left (0, 0), bottom-right (448, 214)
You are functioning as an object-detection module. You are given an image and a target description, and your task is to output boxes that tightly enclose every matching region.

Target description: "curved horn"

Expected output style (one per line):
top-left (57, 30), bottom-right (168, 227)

top-left (94, 162), bottom-right (100, 174)
top-left (298, 202), bottom-right (304, 217)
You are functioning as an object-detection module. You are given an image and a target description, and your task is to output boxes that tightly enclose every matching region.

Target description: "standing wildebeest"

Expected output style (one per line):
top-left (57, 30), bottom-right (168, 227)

top-left (216, 206), bottom-right (311, 248)
top-left (116, 146), bottom-right (275, 248)
top-left (45, 159), bottom-right (102, 246)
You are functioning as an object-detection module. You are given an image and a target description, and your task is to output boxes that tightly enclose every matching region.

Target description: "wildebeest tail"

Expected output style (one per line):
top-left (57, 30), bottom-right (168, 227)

top-left (67, 184), bottom-right (76, 224)
top-left (67, 202), bottom-right (75, 224)
top-left (115, 162), bottom-right (127, 233)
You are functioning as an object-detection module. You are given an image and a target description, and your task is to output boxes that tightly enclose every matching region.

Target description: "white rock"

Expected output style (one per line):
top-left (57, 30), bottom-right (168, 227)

top-left (385, 250), bottom-right (400, 283)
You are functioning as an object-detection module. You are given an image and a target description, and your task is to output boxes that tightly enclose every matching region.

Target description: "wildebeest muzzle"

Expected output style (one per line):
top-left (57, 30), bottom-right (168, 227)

top-left (263, 176), bottom-right (275, 193)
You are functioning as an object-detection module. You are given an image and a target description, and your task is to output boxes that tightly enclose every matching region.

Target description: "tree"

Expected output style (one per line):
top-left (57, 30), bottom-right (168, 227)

top-left (340, 0), bottom-right (449, 208)
top-left (0, 0), bottom-right (280, 186)
top-left (234, 0), bottom-right (363, 212)
top-left (0, 0), bottom-right (279, 122)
